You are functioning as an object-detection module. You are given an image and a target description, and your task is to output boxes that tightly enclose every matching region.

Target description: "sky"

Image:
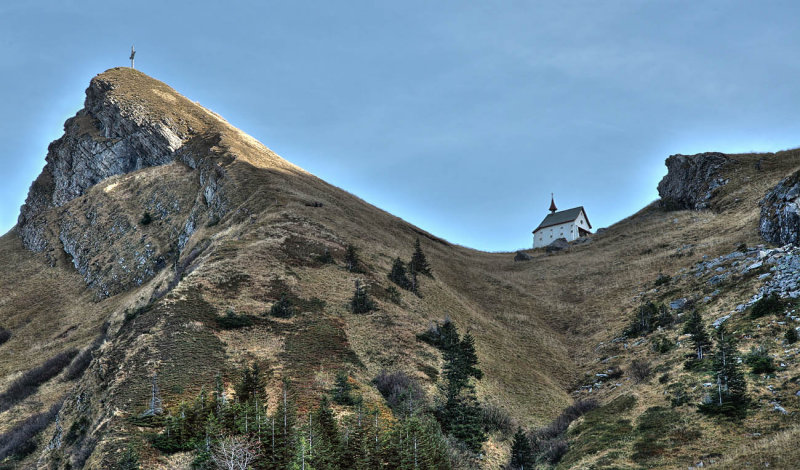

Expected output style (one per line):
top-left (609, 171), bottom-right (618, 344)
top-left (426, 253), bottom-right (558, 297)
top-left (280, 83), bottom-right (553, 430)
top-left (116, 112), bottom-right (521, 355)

top-left (1, 1), bottom-right (800, 251)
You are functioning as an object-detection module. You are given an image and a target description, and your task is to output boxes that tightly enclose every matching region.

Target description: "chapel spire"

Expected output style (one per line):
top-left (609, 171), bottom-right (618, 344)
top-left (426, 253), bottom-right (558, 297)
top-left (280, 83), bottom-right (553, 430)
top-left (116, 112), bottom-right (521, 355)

top-left (549, 193), bottom-right (558, 214)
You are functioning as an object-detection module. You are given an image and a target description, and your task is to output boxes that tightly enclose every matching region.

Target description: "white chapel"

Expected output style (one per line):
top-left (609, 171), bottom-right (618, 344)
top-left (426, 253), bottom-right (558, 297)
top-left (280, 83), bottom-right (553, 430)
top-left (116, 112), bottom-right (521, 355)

top-left (532, 196), bottom-right (592, 248)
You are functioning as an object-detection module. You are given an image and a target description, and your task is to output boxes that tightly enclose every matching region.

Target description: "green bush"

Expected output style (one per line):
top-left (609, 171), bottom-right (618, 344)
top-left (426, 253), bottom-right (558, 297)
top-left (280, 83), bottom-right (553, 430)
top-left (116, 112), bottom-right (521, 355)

top-left (269, 294), bottom-right (294, 318)
top-left (139, 212), bottom-right (153, 225)
top-left (654, 274), bottom-right (671, 287)
top-left (750, 293), bottom-right (783, 318)
top-left (745, 346), bottom-right (776, 374)
top-left (215, 310), bottom-right (254, 329)
top-left (786, 328), bottom-right (798, 344)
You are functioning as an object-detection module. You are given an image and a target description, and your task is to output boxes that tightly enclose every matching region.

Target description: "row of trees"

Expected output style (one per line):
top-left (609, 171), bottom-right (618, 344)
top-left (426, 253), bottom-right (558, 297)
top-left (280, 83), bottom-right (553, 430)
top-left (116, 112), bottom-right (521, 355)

top-left (134, 318), bottom-right (488, 469)
top-left (142, 366), bottom-right (452, 470)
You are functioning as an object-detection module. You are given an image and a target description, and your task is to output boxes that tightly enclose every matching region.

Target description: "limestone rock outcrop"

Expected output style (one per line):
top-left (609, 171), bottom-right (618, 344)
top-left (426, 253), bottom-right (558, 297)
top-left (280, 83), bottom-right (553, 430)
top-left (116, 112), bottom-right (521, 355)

top-left (657, 152), bottom-right (730, 210)
top-left (16, 68), bottom-right (233, 297)
top-left (760, 169), bottom-right (800, 246)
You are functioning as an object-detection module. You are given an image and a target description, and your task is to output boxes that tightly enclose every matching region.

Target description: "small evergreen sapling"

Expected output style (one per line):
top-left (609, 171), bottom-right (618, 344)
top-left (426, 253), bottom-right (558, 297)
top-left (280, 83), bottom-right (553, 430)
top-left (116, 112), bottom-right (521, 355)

top-left (683, 311), bottom-right (711, 360)
top-left (388, 258), bottom-right (412, 290)
top-left (351, 280), bottom-right (375, 314)
top-left (345, 244), bottom-right (362, 273)
top-left (786, 327), bottom-right (799, 344)
top-left (410, 238), bottom-right (433, 277)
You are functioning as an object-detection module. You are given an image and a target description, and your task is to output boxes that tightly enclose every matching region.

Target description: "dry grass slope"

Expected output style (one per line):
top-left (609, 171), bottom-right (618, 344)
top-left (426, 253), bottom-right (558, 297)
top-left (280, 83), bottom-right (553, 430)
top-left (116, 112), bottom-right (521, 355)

top-left (3, 68), bottom-right (800, 468)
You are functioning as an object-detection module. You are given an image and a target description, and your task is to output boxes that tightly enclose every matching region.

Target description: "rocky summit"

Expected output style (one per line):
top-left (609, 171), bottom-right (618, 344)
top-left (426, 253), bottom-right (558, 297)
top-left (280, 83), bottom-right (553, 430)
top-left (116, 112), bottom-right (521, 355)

top-left (4, 69), bottom-right (800, 469)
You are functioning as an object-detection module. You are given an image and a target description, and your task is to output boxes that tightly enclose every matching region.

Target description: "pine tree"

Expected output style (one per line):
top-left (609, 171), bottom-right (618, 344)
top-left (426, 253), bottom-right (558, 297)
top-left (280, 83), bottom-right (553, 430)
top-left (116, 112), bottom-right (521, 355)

top-left (411, 238), bottom-right (433, 277)
top-left (388, 258), bottom-right (412, 290)
top-left (441, 391), bottom-right (485, 453)
top-left (235, 362), bottom-right (267, 404)
top-left (332, 371), bottom-right (357, 406)
top-left (509, 428), bottom-right (532, 469)
top-left (704, 325), bottom-right (747, 415)
top-left (351, 280), bottom-right (376, 314)
top-left (442, 332), bottom-right (483, 399)
top-left (683, 311), bottom-right (711, 360)
top-left (271, 380), bottom-right (298, 469)
top-left (310, 396), bottom-right (343, 470)
top-left (345, 244), bottom-right (362, 273)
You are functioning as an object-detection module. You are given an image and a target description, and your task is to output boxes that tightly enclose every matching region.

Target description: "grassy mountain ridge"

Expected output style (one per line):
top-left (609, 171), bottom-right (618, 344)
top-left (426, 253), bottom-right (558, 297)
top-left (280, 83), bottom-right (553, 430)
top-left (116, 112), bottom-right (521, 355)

top-left (2, 68), bottom-right (800, 468)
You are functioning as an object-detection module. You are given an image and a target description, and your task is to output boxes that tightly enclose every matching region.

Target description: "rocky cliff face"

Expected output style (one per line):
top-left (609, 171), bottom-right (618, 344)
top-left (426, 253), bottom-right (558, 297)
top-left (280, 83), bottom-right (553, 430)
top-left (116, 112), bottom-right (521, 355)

top-left (657, 152), bottom-right (731, 210)
top-left (16, 68), bottom-right (233, 298)
top-left (760, 169), bottom-right (800, 245)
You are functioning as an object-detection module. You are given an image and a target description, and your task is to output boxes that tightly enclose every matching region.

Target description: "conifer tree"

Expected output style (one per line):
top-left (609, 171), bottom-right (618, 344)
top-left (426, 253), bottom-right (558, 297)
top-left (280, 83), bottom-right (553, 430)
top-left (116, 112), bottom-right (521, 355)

top-left (345, 244), bottom-right (362, 273)
top-left (388, 258), bottom-right (413, 290)
top-left (712, 325), bottom-right (747, 407)
top-left (509, 428), bottom-right (532, 469)
top-left (235, 362), bottom-right (267, 404)
top-left (332, 371), bottom-right (357, 406)
top-left (683, 311), bottom-right (711, 360)
top-left (310, 396), bottom-right (343, 470)
top-left (271, 380), bottom-right (298, 469)
top-left (411, 237), bottom-right (433, 277)
top-left (351, 280), bottom-right (376, 314)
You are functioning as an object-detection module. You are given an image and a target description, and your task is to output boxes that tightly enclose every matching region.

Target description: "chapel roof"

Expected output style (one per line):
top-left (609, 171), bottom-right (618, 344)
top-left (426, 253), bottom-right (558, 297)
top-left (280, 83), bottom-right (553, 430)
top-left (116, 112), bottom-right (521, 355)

top-left (532, 206), bottom-right (591, 233)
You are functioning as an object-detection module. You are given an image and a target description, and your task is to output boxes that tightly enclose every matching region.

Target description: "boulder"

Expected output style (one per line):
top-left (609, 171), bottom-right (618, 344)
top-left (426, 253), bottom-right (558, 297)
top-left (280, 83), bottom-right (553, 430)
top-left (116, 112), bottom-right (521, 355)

top-left (760, 169), bottom-right (800, 245)
top-left (514, 251), bottom-right (532, 262)
top-left (546, 238), bottom-right (570, 253)
top-left (657, 152), bottom-right (730, 210)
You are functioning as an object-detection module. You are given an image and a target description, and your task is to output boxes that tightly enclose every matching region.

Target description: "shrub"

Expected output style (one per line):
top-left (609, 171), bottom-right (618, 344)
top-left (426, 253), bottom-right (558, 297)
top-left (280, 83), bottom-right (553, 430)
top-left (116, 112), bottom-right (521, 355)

top-left (785, 328), bottom-right (799, 344)
top-left (385, 286), bottom-right (401, 304)
top-left (750, 293), bottom-right (783, 318)
top-left (606, 366), bottom-right (623, 380)
top-left (116, 444), bottom-right (141, 470)
top-left (0, 350), bottom-right (78, 412)
top-left (629, 360), bottom-right (652, 384)
top-left (315, 248), bottom-right (334, 264)
top-left (654, 274), bottom-right (670, 287)
top-left (269, 294), bottom-right (294, 318)
top-left (0, 327), bottom-right (10, 346)
top-left (0, 400), bottom-right (63, 460)
top-left (481, 403), bottom-right (516, 436)
top-left (533, 399), bottom-right (598, 443)
top-left (373, 370), bottom-right (425, 413)
top-left (139, 212), bottom-right (153, 225)
top-left (216, 310), bottom-right (255, 329)
top-left (538, 438), bottom-right (569, 465)
top-left (745, 346), bottom-right (776, 374)
top-left (624, 302), bottom-right (673, 337)
top-left (651, 335), bottom-right (675, 354)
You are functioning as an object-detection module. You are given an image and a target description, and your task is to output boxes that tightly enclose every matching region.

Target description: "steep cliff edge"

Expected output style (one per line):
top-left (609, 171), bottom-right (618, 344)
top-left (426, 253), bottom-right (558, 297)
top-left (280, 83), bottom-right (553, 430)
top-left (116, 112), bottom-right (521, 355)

top-left (15, 68), bottom-right (259, 297)
top-left (657, 152), bottom-right (731, 210)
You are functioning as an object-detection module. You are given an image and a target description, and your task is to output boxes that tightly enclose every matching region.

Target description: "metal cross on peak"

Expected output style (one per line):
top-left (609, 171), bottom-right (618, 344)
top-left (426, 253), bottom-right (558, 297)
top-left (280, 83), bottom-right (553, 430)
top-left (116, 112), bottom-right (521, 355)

top-left (130, 45), bottom-right (136, 69)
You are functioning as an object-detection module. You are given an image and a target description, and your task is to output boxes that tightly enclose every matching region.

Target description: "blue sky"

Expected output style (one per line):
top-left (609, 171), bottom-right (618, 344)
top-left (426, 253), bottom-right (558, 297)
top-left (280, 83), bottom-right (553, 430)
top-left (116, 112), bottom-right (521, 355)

top-left (2, 1), bottom-right (800, 251)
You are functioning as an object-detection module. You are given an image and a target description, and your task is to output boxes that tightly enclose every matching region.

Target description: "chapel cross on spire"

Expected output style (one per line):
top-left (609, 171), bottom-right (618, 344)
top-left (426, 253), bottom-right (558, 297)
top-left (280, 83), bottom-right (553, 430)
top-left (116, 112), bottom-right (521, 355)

top-left (549, 193), bottom-right (558, 214)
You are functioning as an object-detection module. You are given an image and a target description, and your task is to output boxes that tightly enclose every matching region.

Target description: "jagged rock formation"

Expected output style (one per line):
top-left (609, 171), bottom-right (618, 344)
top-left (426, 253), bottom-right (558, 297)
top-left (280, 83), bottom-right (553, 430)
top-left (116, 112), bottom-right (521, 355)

top-left (760, 169), bottom-right (800, 246)
top-left (16, 68), bottom-right (237, 297)
top-left (657, 152), bottom-right (730, 210)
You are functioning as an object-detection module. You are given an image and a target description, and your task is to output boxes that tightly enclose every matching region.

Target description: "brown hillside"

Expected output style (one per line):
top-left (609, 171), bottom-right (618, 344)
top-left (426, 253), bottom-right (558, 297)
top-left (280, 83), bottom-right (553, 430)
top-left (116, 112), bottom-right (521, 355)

top-left (2, 68), bottom-right (800, 468)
